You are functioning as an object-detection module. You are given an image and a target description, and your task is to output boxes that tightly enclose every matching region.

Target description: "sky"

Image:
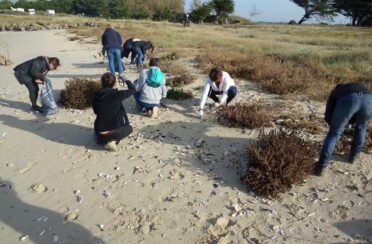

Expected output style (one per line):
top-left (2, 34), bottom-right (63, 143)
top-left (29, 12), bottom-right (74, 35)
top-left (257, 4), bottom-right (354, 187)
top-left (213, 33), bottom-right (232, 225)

top-left (184, 0), bottom-right (349, 24)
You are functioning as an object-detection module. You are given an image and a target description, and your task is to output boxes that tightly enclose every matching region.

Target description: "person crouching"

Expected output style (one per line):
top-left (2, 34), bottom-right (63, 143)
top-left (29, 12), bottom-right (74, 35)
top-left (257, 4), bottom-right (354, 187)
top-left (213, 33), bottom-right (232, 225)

top-left (133, 58), bottom-right (167, 119)
top-left (92, 73), bottom-right (135, 152)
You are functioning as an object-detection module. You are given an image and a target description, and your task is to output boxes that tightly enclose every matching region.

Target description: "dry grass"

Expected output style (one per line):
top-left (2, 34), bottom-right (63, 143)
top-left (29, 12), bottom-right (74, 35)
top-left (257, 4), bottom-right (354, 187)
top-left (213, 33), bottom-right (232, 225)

top-left (336, 128), bottom-right (372, 155)
top-left (241, 129), bottom-right (317, 198)
top-left (160, 61), bottom-right (195, 87)
top-left (276, 113), bottom-right (325, 134)
top-left (60, 78), bottom-right (101, 109)
top-left (217, 103), bottom-right (273, 129)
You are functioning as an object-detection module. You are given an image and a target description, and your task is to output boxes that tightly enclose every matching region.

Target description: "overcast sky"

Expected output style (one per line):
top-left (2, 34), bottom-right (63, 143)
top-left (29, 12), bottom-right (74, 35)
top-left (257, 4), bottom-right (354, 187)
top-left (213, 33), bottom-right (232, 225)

top-left (184, 0), bottom-right (349, 24)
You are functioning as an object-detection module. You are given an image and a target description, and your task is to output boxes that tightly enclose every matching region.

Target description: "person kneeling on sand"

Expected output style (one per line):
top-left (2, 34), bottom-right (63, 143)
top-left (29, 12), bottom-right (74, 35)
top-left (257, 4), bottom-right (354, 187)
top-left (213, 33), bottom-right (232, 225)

top-left (313, 83), bottom-right (371, 176)
top-left (92, 73), bottom-right (135, 152)
top-left (198, 67), bottom-right (238, 118)
top-left (133, 58), bottom-right (167, 119)
top-left (13, 56), bottom-right (60, 114)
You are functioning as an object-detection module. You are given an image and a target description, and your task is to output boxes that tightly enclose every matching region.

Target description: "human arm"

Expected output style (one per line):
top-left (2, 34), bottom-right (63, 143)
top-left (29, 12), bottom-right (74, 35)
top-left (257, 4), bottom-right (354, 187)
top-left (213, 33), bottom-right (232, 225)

top-left (219, 72), bottom-right (233, 105)
top-left (161, 82), bottom-right (167, 98)
top-left (199, 80), bottom-right (211, 110)
top-left (29, 57), bottom-right (48, 81)
top-left (119, 80), bottom-right (136, 100)
top-left (134, 70), bottom-right (147, 92)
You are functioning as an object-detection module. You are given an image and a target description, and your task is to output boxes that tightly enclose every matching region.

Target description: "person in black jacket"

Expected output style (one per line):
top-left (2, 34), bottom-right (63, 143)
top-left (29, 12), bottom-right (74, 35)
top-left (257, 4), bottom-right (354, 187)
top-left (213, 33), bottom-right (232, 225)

top-left (123, 39), bottom-right (154, 69)
top-left (92, 73), bottom-right (135, 152)
top-left (122, 38), bottom-right (141, 64)
top-left (13, 56), bottom-right (60, 113)
top-left (314, 83), bottom-right (372, 176)
top-left (101, 24), bottom-right (124, 76)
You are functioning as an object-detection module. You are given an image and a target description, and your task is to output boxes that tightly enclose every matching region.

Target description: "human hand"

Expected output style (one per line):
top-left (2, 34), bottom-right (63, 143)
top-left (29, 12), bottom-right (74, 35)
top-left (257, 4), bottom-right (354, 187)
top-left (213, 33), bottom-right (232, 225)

top-left (35, 79), bottom-right (43, 84)
top-left (198, 109), bottom-right (204, 118)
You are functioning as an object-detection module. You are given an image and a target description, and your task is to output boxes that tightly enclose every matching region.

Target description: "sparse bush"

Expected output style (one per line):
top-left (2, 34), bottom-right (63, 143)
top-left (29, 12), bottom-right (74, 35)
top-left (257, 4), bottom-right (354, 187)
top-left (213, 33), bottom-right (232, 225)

top-left (218, 103), bottom-right (273, 129)
top-left (241, 129), bottom-right (317, 198)
top-left (60, 78), bottom-right (101, 109)
top-left (336, 128), bottom-right (372, 154)
top-left (161, 61), bottom-right (195, 87)
top-left (288, 20), bottom-right (297, 25)
top-left (166, 87), bottom-right (193, 100)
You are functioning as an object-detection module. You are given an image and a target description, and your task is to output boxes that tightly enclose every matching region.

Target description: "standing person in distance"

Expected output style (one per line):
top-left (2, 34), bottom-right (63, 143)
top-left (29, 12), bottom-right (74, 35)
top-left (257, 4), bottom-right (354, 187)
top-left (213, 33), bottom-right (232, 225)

top-left (101, 24), bottom-right (124, 76)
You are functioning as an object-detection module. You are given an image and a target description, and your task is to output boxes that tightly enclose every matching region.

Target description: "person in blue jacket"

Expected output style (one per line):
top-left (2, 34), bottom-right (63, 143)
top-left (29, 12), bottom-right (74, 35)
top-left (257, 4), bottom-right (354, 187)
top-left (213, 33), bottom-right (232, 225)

top-left (101, 24), bottom-right (124, 76)
top-left (314, 83), bottom-right (372, 176)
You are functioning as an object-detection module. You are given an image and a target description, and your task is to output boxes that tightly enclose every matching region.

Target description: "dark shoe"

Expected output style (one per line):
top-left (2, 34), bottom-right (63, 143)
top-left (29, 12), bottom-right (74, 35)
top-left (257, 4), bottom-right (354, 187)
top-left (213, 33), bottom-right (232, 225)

top-left (348, 153), bottom-right (361, 164)
top-left (31, 106), bottom-right (43, 114)
top-left (313, 163), bottom-right (327, 177)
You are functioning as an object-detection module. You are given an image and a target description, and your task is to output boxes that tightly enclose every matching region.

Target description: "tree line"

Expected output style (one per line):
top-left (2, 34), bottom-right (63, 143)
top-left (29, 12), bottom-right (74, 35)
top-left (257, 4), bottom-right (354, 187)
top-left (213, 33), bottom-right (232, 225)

top-left (291, 0), bottom-right (372, 26)
top-left (0, 0), bottom-right (184, 21)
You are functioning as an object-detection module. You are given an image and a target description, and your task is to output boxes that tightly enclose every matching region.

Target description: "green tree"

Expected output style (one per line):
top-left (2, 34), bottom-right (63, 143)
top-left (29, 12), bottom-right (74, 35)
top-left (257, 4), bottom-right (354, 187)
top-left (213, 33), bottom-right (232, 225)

top-left (334, 0), bottom-right (372, 26)
top-left (190, 2), bottom-right (213, 23)
top-left (212, 0), bottom-right (234, 18)
top-left (290, 0), bottom-right (335, 24)
top-left (108, 0), bottom-right (129, 18)
top-left (0, 0), bottom-right (13, 10)
top-left (72, 0), bottom-right (109, 17)
top-left (153, 7), bottom-right (175, 21)
top-left (190, 0), bottom-right (203, 11)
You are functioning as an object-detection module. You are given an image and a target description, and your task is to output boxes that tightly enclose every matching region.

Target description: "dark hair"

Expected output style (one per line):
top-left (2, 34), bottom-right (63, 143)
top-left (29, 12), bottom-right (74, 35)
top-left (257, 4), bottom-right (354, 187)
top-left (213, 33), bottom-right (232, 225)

top-left (209, 67), bottom-right (222, 82)
top-left (148, 41), bottom-right (154, 52)
top-left (149, 58), bottom-right (160, 67)
top-left (101, 72), bottom-right (116, 88)
top-left (48, 57), bottom-right (60, 68)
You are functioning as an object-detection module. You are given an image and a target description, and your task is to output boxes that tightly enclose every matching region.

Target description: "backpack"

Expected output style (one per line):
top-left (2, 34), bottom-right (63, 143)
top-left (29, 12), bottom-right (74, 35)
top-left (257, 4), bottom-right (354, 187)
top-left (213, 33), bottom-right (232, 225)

top-left (146, 67), bottom-right (164, 88)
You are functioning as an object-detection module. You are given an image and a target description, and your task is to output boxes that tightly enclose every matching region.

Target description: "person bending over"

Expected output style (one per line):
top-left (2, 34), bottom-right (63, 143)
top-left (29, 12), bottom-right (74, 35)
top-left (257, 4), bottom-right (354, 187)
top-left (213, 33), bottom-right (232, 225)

top-left (314, 83), bottom-right (371, 176)
top-left (13, 56), bottom-right (60, 114)
top-left (198, 67), bottom-right (238, 118)
top-left (133, 58), bottom-right (167, 119)
top-left (130, 40), bottom-right (154, 70)
top-left (101, 24), bottom-right (124, 76)
top-left (92, 73), bottom-right (135, 152)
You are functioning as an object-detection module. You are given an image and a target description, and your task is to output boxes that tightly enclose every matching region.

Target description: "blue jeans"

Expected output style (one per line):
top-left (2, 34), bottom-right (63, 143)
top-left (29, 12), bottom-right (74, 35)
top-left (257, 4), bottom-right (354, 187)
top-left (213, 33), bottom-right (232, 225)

top-left (209, 86), bottom-right (238, 105)
top-left (107, 48), bottom-right (124, 75)
top-left (133, 47), bottom-right (144, 67)
top-left (130, 49), bottom-right (137, 64)
top-left (133, 92), bottom-right (159, 111)
top-left (319, 92), bottom-right (372, 166)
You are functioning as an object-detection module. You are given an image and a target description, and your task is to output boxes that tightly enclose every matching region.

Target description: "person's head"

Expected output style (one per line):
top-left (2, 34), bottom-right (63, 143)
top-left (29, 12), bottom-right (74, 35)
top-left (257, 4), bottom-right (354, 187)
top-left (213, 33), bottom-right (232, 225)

top-left (149, 58), bottom-right (160, 67)
top-left (209, 67), bottom-right (223, 83)
top-left (47, 57), bottom-right (60, 70)
top-left (147, 41), bottom-right (154, 53)
top-left (101, 72), bottom-right (116, 88)
top-left (105, 23), bottom-right (112, 29)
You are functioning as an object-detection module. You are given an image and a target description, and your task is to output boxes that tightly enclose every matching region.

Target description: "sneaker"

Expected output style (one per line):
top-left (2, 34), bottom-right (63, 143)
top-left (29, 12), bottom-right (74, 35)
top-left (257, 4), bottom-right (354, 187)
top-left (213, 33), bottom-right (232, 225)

top-left (31, 106), bottom-right (43, 114)
top-left (313, 163), bottom-right (327, 177)
top-left (151, 107), bottom-right (158, 119)
top-left (104, 141), bottom-right (118, 152)
top-left (348, 153), bottom-right (361, 164)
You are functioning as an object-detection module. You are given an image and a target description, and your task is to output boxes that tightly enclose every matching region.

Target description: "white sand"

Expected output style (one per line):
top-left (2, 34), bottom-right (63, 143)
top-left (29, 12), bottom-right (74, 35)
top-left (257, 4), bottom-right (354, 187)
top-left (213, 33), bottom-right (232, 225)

top-left (0, 30), bottom-right (371, 244)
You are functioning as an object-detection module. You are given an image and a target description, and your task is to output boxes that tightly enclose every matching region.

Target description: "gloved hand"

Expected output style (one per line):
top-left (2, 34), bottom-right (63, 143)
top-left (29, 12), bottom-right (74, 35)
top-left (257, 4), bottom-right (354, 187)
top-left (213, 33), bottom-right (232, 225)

top-left (198, 109), bottom-right (204, 118)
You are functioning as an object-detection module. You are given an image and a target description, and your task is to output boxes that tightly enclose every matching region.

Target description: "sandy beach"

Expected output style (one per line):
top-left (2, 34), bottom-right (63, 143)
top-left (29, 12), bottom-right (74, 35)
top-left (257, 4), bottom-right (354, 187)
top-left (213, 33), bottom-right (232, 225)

top-left (0, 30), bottom-right (371, 244)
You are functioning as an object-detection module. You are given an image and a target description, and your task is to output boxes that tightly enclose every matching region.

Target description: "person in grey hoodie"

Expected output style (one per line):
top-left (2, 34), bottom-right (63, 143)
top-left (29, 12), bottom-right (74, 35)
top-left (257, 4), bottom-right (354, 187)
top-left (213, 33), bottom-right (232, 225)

top-left (133, 58), bottom-right (167, 118)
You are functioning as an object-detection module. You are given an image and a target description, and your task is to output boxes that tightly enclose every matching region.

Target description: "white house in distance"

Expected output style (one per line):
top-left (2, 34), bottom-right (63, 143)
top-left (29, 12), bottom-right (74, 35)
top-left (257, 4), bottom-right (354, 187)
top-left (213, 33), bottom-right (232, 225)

top-left (10, 7), bottom-right (25, 13)
top-left (46, 9), bottom-right (55, 15)
top-left (28, 9), bottom-right (35, 15)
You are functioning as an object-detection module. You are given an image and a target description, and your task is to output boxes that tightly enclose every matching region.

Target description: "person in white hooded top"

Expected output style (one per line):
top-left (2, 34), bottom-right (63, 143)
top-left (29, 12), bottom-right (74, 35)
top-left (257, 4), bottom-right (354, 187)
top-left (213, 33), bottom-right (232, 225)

top-left (198, 67), bottom-right (238, 117)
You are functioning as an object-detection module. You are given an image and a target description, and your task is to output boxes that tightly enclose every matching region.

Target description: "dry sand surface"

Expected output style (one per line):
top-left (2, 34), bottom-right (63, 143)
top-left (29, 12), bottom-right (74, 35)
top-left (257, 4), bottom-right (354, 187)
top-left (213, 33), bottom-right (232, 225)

top-left (0, 30), bottom-right (371, 244)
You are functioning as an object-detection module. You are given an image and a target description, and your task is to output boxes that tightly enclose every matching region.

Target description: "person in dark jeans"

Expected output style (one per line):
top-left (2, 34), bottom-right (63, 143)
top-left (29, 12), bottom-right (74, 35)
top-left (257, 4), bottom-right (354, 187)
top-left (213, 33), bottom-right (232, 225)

top-left (198, 67), bottom-right (238, 118)
top-left (92, 73), bottom-right (135, 152)
top-left (13, 56), bottom-right (60, 113)
top-left (130, 40), bottom-right (154, 69)
top-left (101, 24), bottom-right (124, 75)
top-left (314, 83), bottom-right (372, 176)
top-left (122, 38), bottom-right (141, 64)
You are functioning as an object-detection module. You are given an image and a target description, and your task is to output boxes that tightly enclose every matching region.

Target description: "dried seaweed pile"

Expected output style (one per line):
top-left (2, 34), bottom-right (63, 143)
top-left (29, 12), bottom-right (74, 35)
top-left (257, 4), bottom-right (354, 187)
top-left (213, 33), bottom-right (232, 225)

top-left (218, 103), bottom-right (273, 129)
top-left (60, 78), bottom-right (101, 109)
top-left (242, 129), bottom-right (317, 198)
top-left (160, 60), bottom-right (195, 87)
top-left (336, 128), bottom-right (372, 154)
top-left (276, 114), bottom-right (325, 134)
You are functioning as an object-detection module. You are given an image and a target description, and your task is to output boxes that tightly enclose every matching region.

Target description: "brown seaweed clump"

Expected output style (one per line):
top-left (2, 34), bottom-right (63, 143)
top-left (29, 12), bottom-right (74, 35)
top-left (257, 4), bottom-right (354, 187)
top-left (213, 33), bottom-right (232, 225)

top-left (60, 78), bottom-right (101, 109)
top-left (241, 129), bottom-right (317, 198)
top-left (218, 103), bottom-right (273, 129)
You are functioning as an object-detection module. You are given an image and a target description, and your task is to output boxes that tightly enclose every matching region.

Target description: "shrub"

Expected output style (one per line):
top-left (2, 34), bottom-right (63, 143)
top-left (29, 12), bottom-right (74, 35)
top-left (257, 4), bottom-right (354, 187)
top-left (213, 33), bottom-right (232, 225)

top-left (288, 20), bottom-right (297, 25)
top-left (160, 61), bottom-right (195, 87)
top-left (241, 129), bottom-right (317, 198)
top-left (336, 128), bottom-right (372, 154)
top-left (60, 78), bottom-right (101, 109)
top-left (166, 87), bottom-right (193, 100)
top-left (218, 103), bottom-right (273, 129)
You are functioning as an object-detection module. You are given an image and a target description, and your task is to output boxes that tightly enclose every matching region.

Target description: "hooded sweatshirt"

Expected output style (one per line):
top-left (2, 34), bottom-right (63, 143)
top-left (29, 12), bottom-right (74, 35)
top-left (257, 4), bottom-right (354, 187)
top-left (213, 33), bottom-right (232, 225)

top-left (135, 68), bottom-right (167, 105)
top-left (92, 80), bottom-right (135, 132)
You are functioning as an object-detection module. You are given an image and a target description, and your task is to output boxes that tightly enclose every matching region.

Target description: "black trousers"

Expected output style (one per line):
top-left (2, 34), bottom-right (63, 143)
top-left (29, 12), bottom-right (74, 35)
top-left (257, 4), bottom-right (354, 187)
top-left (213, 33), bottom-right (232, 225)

top-left (95, 125), bottom-right (133, 144)
top-left (208, 86), bottom-right (238, 105)
top-left (14, 71), bottom-right (39, 107)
